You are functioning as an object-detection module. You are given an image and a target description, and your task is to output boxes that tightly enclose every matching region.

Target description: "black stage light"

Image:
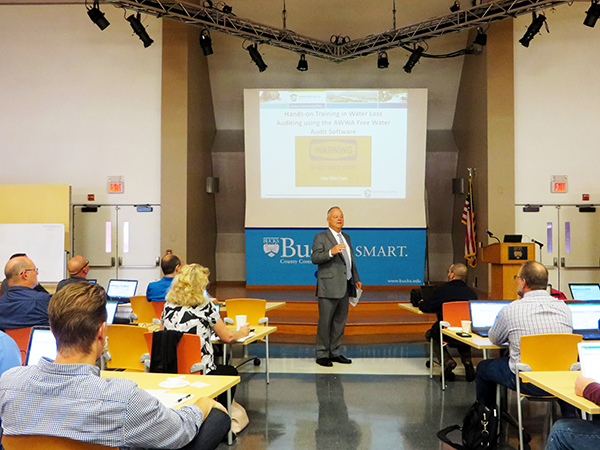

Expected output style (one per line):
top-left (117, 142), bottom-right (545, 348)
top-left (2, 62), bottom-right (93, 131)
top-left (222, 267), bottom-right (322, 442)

top-left (472, 28), bottom-right (487, 54)
top-left (127, 13), bottom-right (154, 48)
top-left (584, 0), bottom-right (600, 27)
top-left (519, 13), bottom-right (546, 48)
top-left (377, 52), bottom-right (389, 69)
top-left (297, 54), bottom-right (308, 71)
top-left (247, 44), bottom-right (267, 72)
top-left (87, 0), bottom-right (110, 31)
top-left (200, 29), bottom-right (213, 56)
top-left (403, 46), bottom-right (424, 73)
top-left (450, 1), bottom-right (460, 12)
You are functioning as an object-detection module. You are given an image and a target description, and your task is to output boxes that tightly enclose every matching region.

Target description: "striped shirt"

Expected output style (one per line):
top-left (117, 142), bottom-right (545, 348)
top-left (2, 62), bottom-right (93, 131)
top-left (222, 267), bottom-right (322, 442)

top-left (489, 290), bottom-right (572, 373)
top-left (0, 358), bottom-right (204, 449)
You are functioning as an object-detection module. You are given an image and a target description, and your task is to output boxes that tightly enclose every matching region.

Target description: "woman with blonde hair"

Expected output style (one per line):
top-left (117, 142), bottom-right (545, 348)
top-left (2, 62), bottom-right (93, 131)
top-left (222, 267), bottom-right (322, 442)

top-left (162, 263), bottom-right (249, 404)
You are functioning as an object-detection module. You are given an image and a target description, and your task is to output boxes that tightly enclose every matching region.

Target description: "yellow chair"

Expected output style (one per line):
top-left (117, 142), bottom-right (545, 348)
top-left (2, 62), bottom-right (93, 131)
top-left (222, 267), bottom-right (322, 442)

top-left (515, 333), bottom-right (582, 450)
top-left (129, 296), bottom-right (160, 323)
top-left (2, 435), bottom-right (117, 450)
top-left (105, 324), bottom-right (150, 372)
top-left (224, 298), bottom-right (270, 383)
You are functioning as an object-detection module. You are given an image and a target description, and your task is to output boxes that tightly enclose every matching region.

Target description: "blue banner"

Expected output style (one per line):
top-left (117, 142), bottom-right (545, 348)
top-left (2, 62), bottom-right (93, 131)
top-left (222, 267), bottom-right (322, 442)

top-left (245, 228), bottom-right (426, 286)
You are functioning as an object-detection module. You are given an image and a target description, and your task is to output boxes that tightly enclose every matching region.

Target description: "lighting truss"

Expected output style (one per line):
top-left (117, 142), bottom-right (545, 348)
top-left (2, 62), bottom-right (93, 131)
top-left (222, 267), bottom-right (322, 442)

top-left (104, 0), bottom-right (569, 62)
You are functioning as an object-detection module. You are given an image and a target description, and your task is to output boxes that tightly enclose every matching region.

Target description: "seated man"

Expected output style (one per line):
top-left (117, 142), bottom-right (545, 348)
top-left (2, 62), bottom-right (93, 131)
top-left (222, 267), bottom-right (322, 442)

top-left (476, 261), bottom-right (576, 416)
top-left (0, 256), bottom-right (51, 329)
top-left (146, 254), bottom-right (182, 302)
top-left (418, 263), bottom-right (478, 381)
top-left (56, 255), bottom-right (90, 292)
top-left (545, 375), bottom-right (600, 450)
top-left (0, 253), bottom-right (49, 296)
top-left (0, 282), bottom-right (230, 450)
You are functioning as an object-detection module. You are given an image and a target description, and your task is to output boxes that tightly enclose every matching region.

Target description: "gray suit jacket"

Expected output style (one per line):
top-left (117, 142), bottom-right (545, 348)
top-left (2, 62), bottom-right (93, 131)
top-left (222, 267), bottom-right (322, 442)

top-left (311, 229), bottom-right (360, 299)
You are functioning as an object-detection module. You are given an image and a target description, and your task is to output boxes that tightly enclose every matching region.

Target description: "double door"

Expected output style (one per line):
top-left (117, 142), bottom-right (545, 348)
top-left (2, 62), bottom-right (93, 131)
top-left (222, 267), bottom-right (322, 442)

top-left (515, 205), bottom-right (600, 296)
top-left (72, 204), bottom-right (161, 295)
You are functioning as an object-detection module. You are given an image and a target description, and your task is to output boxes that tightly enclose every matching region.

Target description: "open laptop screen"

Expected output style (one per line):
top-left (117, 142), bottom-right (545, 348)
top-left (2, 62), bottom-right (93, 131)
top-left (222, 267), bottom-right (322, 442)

top-left (106, 300), bottom-right (118, 325)
top-left (569, 284), bottom-right (600, 301)
top-left (25, 327), bottom-right (57, 365)
top-left (469, 301), bottom-right (511, 336)
top-left (566, 301), bottom-right (600, 338)
top-left (579, 342), bottom-right (600, 382)
top-left (107, 279), bottom-right (138, 299)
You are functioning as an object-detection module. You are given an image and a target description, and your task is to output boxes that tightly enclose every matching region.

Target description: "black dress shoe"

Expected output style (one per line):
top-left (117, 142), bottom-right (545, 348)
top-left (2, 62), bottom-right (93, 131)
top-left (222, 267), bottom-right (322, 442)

top-left (330, 355), bottom-right (352, 364)
top-left (316, 357), bottom-right (333, 367)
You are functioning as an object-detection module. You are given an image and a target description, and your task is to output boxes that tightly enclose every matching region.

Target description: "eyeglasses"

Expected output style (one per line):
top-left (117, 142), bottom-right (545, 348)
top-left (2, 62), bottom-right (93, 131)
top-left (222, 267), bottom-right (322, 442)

top-left (20, 267), bottom-right (38, 275)
top-left (513, 275), bottom-right (522, 280)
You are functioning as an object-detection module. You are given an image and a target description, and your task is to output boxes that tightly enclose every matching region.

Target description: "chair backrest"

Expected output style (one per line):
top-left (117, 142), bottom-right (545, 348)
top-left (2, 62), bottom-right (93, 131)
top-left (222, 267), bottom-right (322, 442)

top-left (129, 296), bottom-right (159, 323)
top-left (441, 301), bottom-right (470, 327)
top-left (520, 333), bottom-right (582, 371)
top-left (151, 301), bottom-right (166, 319)
top-left (5, 327), bottom-right (33, 365)
top-left (144, 332), bottom-right (203, 374)
top-left (2, 435), bottom-right (117, 450)
top-left (225, 299), bottom-right (267, 326)
top-left (106, 325), bottom-right (149, 371)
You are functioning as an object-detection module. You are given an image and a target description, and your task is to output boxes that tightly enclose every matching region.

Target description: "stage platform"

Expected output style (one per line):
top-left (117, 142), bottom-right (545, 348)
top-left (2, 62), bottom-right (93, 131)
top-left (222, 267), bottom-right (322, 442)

top-left (210, 283), bottom-right (437, 345)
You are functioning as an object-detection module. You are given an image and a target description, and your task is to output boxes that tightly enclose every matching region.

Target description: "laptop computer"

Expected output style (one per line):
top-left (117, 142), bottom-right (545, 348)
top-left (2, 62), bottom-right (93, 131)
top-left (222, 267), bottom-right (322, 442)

top-left (568, 283), bottom-right (600, 301)
top-left (106, 279), bottom-right (138, 303)
top-left (25, 326), bottom-right (57, 365)
top-left (578, 341), bottom-right (600, 382)
top-left (503, 234), bottom-right (522, 243)
top-left (469, 300), bottom-right (512, 337)
top-left (567, 301), bottom-right (600, 340)
top-left (106, 300), bottom-right (118, 325)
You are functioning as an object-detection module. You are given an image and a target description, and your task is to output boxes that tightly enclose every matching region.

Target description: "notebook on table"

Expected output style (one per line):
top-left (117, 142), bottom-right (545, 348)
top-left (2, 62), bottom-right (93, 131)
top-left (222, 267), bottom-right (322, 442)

top-left (578, 342), bottom-right (600, 382)
top-left (469, 300), bottom-right (512, 337)
top-left (567, 301), bottom-right (600, 340)
top-left (106, 279), bottom-right (138, 303)
top-left (568, 283), bottom-right (600, 301)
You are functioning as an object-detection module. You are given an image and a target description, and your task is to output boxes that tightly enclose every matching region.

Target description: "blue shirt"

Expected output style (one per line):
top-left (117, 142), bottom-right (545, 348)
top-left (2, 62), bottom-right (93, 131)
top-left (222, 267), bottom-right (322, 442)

top-left (0, 332), bottom-right (21, 376)
top-left (146, 277), bottom-right (174, 302)
top-left (0, 358), bottom-right (204, 449)
top-left (0, 286), bottom-right (51, 330)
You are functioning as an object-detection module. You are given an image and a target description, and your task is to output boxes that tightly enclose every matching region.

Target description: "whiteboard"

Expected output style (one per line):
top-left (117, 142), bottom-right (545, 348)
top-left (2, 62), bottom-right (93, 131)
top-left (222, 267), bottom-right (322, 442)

top-left (0, 223), bottom-right (66, 282)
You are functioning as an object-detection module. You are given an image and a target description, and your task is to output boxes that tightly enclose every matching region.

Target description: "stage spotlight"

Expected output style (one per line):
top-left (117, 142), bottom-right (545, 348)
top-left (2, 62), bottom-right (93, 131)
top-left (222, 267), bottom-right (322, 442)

top-left (584, 0), bottom-right (600, 27)
top-left (200, 29), bottom-right (213, 56)
top-left (127, 13), bottom-right (154, 48)
top-left (377, 52), bottom-right (389, 69)
top-left (247, 44), bottom-right (268, 72)
top-left (297, 54), bottom-right (308, 71)
top-left (450, 1), bottom-right (460, 12)
top-left (519, 12), bottom-right (546, 48)
top-left (403, 46), bottom-right (424, 73)
top-left (472, 28), bottom-right (487, 54)
top-left (87, 0), bottom-right (110, 31)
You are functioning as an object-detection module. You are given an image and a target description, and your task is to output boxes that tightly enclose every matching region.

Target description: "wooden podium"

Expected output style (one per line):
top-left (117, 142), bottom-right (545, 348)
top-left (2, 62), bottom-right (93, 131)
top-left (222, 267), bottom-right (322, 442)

top-left (481, 242), bottom-right (536, 300)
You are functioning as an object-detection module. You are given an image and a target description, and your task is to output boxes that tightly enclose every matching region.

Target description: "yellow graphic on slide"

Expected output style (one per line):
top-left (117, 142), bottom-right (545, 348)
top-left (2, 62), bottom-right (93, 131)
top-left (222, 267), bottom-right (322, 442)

top-left (295, 136), bottom-right (372, 187)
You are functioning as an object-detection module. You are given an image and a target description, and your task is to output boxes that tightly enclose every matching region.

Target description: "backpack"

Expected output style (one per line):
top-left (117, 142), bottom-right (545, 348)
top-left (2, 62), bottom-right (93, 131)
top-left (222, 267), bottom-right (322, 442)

top-left (437, 401), bottom-right (499, 450)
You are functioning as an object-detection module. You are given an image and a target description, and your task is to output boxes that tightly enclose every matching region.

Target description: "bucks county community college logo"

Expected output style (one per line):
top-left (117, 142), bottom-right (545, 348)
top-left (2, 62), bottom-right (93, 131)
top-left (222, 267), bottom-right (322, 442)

top-left (263, 238), bottom-right (280, 257)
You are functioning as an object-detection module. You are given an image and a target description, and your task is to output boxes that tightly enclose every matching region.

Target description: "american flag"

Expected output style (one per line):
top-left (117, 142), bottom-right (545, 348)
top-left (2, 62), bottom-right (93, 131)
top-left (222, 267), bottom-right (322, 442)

top-left (461, 176), bottom-right (477, 267)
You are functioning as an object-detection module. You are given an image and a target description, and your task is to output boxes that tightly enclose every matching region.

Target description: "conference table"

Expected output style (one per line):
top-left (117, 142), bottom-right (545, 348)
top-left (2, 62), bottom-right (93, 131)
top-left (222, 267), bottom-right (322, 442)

top-left (212, 326), bottom-right (278, 384)
top-left (519, 370), bottom-right (600, 416)
top-left (398, 302), bottom-right (426, 315)
top-left (441, 328), bottom-right (506, 359)
top-left (218, 301), bottom-right (287, 312)
top-left (102, 371), bottom-right (240, 444)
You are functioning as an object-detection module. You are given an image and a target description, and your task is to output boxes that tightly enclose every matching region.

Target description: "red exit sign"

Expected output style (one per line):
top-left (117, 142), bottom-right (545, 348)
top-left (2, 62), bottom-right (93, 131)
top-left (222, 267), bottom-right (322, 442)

top-left (107, 176), bottom-right (124, 194)
top-left (551, 175), bottom-right (568, 193)
top-left (553, 182), bottom-right (567, 192)
top-left (109, 182), bottom-right (123, 193)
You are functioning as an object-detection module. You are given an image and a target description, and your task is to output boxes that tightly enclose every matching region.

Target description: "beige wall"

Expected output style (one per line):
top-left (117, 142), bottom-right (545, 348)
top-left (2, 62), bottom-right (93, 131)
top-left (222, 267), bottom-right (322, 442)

top-left (161, 20), bottom-right (217, 278)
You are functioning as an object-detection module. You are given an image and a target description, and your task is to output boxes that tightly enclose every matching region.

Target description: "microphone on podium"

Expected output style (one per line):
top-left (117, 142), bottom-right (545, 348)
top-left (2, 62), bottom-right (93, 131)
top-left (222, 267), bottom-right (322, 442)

top-left (531, 238), bottom-right (544, 248)
top-left (486, 230), bottom-right (501, 244)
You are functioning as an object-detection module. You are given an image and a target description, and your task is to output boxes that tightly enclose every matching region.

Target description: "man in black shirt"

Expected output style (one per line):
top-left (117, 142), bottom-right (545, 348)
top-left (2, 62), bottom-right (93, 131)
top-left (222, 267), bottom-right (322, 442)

top-left (418, 263), bottom-right (478, 381)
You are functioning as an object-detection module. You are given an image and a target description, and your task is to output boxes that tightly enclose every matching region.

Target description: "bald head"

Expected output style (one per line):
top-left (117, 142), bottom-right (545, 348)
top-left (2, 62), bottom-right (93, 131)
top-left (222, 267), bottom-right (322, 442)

top-left (68, 256), bottom-right (89, 277)
top-left (5, 256), bottom-right (38, 288)
top-left (161, 254), bottom-right (182, 277)
top-left (518, 261), bottom-right (548, 292)
top-left (449, 263), bottom-right (468, 281)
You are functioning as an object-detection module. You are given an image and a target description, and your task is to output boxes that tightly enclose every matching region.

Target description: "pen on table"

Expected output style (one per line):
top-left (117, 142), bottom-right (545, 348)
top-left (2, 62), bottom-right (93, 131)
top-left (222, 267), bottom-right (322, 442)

top-left (177, 394), bottom-right (193, 404)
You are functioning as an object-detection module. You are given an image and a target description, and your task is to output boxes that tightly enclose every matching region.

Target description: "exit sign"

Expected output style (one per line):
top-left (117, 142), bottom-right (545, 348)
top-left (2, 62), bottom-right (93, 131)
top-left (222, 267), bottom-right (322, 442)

top-left (551, 175), bottom-right (568, 193)
top-left (107, 176), bottom-right (124, 194)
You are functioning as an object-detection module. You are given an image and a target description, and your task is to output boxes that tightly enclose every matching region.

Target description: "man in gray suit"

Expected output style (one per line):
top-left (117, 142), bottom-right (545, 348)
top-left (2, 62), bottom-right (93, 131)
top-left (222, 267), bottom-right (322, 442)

top-left (312, 206), bottom-right (362, 367)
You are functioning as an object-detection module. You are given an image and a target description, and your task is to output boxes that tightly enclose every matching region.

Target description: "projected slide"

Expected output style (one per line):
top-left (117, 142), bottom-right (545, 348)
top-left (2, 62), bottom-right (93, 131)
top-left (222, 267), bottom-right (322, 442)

top-left (259, 90), bottom-right (408, 199)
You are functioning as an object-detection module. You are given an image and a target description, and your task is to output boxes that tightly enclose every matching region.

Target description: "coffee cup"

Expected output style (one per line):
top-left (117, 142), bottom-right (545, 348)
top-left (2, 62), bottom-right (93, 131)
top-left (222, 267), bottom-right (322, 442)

top-left (236, 315), bottom-right (247, 331)
top-left (461, 320), bottom-right (472, 334)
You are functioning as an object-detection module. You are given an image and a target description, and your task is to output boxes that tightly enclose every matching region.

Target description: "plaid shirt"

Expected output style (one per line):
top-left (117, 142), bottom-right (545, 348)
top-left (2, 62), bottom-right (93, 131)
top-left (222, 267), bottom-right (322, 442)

top-left (0, 358), bottom-right (204, 449)
top-left (489, 290), bottom-right (572, 373)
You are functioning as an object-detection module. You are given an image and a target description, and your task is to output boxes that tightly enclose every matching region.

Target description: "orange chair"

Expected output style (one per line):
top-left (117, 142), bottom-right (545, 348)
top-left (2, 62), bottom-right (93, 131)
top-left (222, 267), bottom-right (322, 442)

top-left (105, 325), bottom-right (150, 372)
top-left (5, 327), bottom-right (33, 365)
top-left (433, 301), bottom-right (470, 389)
top-left (129, 296), bottom-right (160, 323)
top-left (515, 333), bottom-right (582, 450)
top-left (2, 435), bottom-right (117, 450)
top-left (144, 331), bottom-right (205, 374)
top-left (151, 301), bottom-right (166, 319)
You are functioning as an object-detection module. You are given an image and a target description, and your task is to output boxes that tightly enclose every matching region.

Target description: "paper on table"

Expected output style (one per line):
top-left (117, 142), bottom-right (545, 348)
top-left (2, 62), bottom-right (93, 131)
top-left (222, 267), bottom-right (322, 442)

top-left (146, 389), bottom-right (195, 408)
top-left (237, 331), bottom-right (256, 342)
top-left (190, 381), bottom-right (211, 388)
top-left (349, 288), bottom-right (363, 307)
